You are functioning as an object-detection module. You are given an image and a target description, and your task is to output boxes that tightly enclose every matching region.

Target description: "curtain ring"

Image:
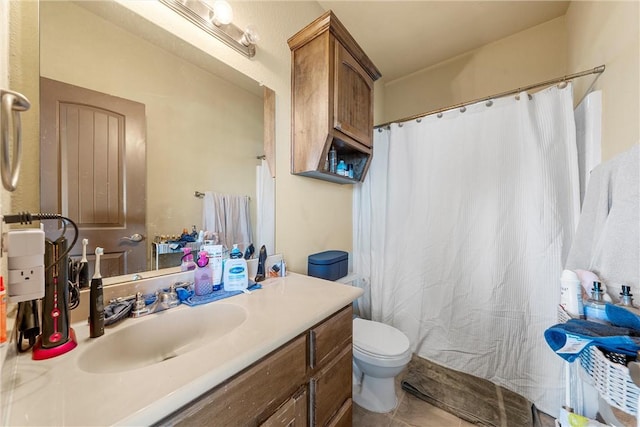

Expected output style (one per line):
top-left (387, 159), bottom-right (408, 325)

top-left (527, 93), bottom-right (532, 100)
top-left (558, 81), bottom-right (568, 89)
top-left (515, 94), bottom-right (520, 101)
top-left (398, 123), bottom-right (404, 128)
top-left (416, 118), bottom-right (422, 123)
top-left (485, 100), bottom-right (493, 107)
top-left (437, 113), bottom-right (443, 118)
top-left (377, 128), bottom-right (383, 133)
top-left (459, 106), bottom-right (466, 113)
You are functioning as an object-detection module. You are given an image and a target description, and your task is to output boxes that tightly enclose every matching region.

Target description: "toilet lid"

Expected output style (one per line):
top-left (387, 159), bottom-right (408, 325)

top-left (353, 318), bottom-right (410, 358)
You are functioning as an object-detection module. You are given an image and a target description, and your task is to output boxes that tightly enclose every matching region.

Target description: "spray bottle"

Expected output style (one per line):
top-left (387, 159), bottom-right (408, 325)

top-left (181, 247), bottom-right (196, 271)
top-left (89, 247), bottom-right (105, 338)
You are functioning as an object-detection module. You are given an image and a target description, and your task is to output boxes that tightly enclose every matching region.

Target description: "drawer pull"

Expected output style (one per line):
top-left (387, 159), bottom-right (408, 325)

top-left (309, 329), bottom-right (316, 369)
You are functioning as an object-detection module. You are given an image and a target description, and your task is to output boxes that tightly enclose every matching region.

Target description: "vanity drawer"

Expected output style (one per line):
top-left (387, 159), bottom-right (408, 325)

top-left (309, 344), bottom-right (352, 426)
top-left (309, 305), bottom-right (352, 369)
top-left (327, 398), bottom-right (352, 427)
top-left (160, 334), bottom-right (307, 426)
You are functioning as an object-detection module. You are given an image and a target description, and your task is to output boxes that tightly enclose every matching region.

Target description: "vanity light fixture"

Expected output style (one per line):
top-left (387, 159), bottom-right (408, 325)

top-left (160, 0), bottom-right (257, 58)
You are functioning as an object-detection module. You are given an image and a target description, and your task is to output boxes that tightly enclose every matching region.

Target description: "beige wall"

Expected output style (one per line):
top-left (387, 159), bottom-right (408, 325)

top-left (40, 2), bottom-right (263, 264)
top-left (567, 1), bottom-right (639, 161)
top-left (380, 16), bottom-right (567, 125)
top-left (8, 1), bottom-right (39, 217)
top-left (117, 1), bottom-right (347, 274)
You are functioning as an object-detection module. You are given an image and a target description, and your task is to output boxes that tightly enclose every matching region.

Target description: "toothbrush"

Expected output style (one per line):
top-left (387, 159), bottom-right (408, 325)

top-left (93, 247), bottom-right (103, 280)
top-left (89, 247), bottom-right (105, 338)
top-left (78, 239), bottom-right (89, 288)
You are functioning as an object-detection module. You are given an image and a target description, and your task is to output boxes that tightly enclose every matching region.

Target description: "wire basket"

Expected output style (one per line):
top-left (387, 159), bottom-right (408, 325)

top-left (557, 305), bottom-right (640, 415)
top-left (579, 345), bottom-right (640, 415)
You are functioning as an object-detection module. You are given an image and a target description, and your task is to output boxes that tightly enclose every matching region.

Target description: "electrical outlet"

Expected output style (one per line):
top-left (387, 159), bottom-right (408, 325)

top-left (4, 229), bottom-right (45, 303)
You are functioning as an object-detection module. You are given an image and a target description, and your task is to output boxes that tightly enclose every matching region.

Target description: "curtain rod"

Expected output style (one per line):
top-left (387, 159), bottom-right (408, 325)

top-left (374, 65), bottom-right (605, 129)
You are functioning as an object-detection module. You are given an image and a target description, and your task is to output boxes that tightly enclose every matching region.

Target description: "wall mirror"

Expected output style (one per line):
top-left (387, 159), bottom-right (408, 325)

top-left (39, 0), bottom-right (273, 283)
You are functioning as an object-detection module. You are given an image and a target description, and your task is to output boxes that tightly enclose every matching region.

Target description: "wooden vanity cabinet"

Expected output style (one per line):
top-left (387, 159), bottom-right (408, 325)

top-left (309, 305), bottom-right (353, 426)
top-left (157, 305), bottom-right (353, 426)
top-left (288, 11), bottom-right (381, 184)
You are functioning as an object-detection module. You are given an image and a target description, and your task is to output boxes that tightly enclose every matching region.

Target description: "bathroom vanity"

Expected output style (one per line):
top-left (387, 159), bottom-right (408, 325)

top-left (159, 305), bottom-right (353, 426)
top-left (1, 273), bottom-right (362, 426)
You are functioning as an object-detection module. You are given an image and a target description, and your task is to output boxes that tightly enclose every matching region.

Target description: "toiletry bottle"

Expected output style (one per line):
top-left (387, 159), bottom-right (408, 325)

top-left (584, 281), bottom-right (610, 324)
top-left (616, 285), bottom-right (640, 315)
top-left (0, 277), bottom-right (6, 346)
top-left (194, 251), bottom-right (213, 296)
top-left (223, 244), bottom-right (248, 292)
top-left (329, 146), bottom-right (337, 173)
top-left (181, 247), bottom-right (196, 271)
top-left (89, 247), bottom-right (105, 338)
top-left (347, 163), bottom-right (354, 179)
top-left (336, 160), bottom-right (347, 176)
top-left (560, 270), bottom-right (584, 318)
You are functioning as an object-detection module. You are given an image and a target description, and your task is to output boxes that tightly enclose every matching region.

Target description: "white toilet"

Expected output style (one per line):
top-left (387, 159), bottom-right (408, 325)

top-left (352, 317), bottom-right (412, 413)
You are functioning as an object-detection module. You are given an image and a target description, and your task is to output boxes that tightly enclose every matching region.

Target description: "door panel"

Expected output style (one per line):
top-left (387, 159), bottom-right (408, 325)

top-left (40, 77), bottom-right (146, 277)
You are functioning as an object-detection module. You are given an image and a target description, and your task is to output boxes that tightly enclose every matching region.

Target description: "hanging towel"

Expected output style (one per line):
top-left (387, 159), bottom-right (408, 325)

top-left (544, 319), bottom-right (640, 362)
top-left (224, 194), bottom-right (253, 251)
top-left (565, 144), bottom-right (640, 292)
top-left (202, 192), bottom-right (225, 241)
top-left (202, 192), bottom-right (252, 250)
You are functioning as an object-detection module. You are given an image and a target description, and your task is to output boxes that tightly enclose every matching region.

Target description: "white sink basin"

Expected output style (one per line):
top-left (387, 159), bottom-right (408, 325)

top-left (78, 304), bottom-right (247, 374)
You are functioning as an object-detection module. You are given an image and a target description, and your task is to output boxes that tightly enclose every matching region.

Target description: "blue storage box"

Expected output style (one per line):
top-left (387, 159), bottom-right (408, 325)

top-left (308, 250), bottom-right (348, 281)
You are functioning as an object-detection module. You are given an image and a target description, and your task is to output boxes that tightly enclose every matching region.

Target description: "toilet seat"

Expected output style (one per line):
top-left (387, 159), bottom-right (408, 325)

top-left (353, 318), bottom-right (410, 359)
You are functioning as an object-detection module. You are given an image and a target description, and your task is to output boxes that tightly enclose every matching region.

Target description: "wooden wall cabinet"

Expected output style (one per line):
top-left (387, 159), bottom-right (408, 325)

top-left (288, 11), bottom-right (381, 184)
top-left (158, 305), bottom-right (353, 426)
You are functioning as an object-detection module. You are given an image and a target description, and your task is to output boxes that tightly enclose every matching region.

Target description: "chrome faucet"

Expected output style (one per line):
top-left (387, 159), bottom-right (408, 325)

top-left (131, 284), bottom-right (180, 318)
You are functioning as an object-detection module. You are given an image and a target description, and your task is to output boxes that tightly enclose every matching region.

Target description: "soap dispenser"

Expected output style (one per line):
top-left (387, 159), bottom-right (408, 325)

top-left (584, 281), bottom-right (610, 324)
top-left (194, 251), bottom-right (213, 296)
top-left (616, 285), bottom-right (640, 315)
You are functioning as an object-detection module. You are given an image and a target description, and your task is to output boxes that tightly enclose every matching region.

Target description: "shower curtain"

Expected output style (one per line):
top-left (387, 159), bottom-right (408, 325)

top-left (353, 84), bottom-right (580, 416)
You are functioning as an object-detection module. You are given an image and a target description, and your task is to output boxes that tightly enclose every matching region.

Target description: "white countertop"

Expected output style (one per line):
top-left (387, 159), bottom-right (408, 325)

top-left (2, 273), bottom-right (362, 426)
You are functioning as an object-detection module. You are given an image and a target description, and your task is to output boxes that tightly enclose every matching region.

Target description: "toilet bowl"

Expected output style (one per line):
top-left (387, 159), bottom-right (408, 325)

top-left (352, 317), bottom-right (412, 413)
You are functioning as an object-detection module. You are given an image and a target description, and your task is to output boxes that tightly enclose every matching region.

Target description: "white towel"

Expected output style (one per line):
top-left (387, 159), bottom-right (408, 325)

top-left (566, 144), bottom-right (640, 295)
top-left (202, 192), bottom-right (253, 251)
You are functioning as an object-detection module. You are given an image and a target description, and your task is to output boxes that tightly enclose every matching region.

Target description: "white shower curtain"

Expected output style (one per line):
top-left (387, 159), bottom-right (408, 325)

top-left (353, 84), bottom-right (580, 416)
top-left (256, 159), bottom-right (275, 255)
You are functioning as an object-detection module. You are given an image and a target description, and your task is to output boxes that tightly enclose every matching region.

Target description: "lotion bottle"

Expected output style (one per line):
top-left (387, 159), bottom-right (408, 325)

top-left (223, 244), bottom-right (248, 292)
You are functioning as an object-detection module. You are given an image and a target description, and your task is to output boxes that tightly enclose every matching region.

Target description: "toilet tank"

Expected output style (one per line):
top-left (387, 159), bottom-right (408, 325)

top-left (307, 250), bottom-right (348, 281)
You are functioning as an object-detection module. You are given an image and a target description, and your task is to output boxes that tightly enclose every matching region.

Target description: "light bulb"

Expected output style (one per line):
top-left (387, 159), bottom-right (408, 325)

top-left (211, 0), bottom-right (233, 26)
top-left (240, 25), bottom-right (260, 46)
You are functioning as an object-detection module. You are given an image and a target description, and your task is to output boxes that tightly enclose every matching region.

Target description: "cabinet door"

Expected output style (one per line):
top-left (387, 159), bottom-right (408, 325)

top-left (158, 335), bottom-right (307, 426)
top-left (327, 399), bottom-right (352, 427)
top-left (309, 345), bottom-right (352, 426)
top-left (333, 43), bottom-right (374, 148)
top-left (309, 305), bottom-right (352, 370)
top-left (260, 387), bottom-right (307, 427)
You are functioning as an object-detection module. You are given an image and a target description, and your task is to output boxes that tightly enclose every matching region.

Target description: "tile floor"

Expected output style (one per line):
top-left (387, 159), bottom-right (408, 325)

top-left (352, 372), bottom-right (473, 427)
top-left (352, 372), bottom-right (557, 427)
